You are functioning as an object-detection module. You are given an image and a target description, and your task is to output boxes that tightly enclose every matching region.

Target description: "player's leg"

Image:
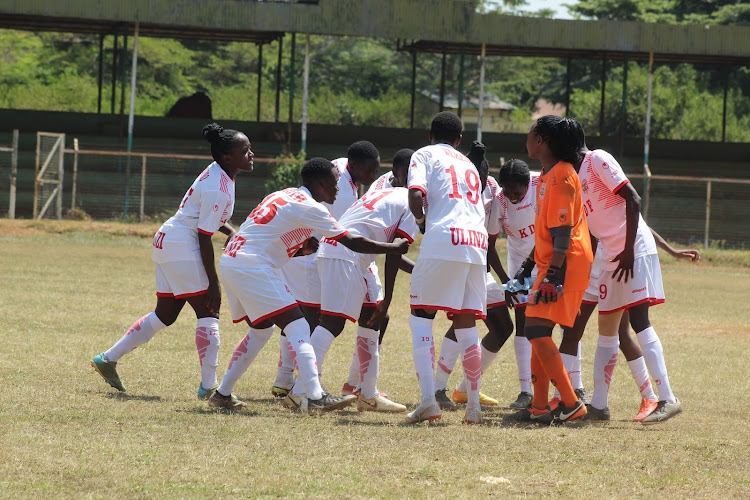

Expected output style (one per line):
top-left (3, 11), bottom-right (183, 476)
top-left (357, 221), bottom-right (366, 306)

top-left (629, 302), bottom-right (682, 424)
top-left (559, 301), bottom-right (597, 404)
top-left (586, 309), bottom-right (623, 421)
top-left (509, 306), bottom-right (533, 409)
top-left (354, 307), bottom-right (406, 412)
top-left (185, 295), bottom-right (221, 399)
top-left (434, 326), bottom-right (460, 409)
top-left (618, 311), bottom-right (659, 421)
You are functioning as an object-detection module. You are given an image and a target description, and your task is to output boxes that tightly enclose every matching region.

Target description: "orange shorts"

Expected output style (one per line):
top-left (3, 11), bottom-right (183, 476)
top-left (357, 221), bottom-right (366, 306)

top-left (525, 275), bottom-right (586, 329)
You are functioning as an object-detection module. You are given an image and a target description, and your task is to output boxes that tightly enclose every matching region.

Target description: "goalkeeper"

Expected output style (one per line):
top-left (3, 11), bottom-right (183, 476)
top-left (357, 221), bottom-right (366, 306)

top-left (504, 115), bottom-right (593, 425)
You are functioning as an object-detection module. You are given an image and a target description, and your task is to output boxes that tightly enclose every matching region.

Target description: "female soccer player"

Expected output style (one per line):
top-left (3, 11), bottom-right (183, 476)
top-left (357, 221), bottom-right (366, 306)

top-left (504, 115), bottom-right (592, 424)
top-left (91, 123), bottom-right (254, 398)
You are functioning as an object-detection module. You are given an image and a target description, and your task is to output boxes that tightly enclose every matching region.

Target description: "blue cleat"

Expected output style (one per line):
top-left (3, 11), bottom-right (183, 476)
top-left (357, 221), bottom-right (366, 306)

top-left (91, 353), bottom-right (126, 392)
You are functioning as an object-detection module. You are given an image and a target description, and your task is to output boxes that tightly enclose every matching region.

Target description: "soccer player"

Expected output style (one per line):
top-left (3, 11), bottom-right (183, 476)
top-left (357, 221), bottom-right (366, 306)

top-left (91, 123), bottom-right (253, 397)
top-left (406, 112), bottom-right (489, 425)
top-left (561, 143), bottom-right (688, 424)
top-left (504, 115), bottom-right (592, 425)
top-left (368, 148), bottom-right (413, 192)
top-left (271, 141), bottom-right (382, 397)
top-left (433, 142), bottom-right (514, 410)
top-left (308, 185), bottom-right (419, 413)
top-left (209, 158), bottom-right (409, 413)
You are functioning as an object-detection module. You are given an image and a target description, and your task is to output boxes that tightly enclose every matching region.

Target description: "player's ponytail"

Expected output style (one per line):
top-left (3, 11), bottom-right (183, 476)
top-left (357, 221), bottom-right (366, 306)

top-left (532, 115), bottom-right (585, 166)
top-left (467, 141), bottom-right (489, 181)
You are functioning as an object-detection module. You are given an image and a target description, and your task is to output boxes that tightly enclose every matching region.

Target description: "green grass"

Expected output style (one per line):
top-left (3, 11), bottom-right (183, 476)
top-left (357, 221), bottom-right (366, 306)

top-left (1, 219), bottom-right (749, 499)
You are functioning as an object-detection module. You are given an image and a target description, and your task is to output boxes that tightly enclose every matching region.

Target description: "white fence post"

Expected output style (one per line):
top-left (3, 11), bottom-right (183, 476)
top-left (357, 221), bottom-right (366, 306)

top-left (139, 155), bottom-right (146, 222)
top-left (704, 180), bottom-right (712, 249)
top-left (9, 129), bottom-right (18, 219)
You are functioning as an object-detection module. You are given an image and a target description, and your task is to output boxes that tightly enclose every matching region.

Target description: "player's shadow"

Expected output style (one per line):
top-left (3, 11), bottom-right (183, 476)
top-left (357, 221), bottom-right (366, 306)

top-left (105, 392), bottom-right (162, 403)
top-left (185, 406), bottom-right (260, 417)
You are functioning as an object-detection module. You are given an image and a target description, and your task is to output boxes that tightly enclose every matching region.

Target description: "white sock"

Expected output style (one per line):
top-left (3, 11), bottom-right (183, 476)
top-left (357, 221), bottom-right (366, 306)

top-left (357, 327), bottom-right (380, 399)
top-left (309, 325), bottom-right (335, 377)
top-left (591, 335), bottom-right (620, 410)
top-left (458, 344), bottom-right (498, 394)
top-left (104, 312), bottom-right (167, 362)
top-left (435, 336), bottom-right (460, 391)
top-left (514, 336), bottom-right (532, 394)
top-left (346, 342), bottom-right (360, 388)
top-left (195, 317), bottom-right (221, 390)
top-left (409, 315), bottom-right (436, 404)
top-left (284, 318), bottom-right (324, 400)
top-left (636, 326), bottom-right (676, 404)
top-left (455, 327), bottom-right (481, 407)
top-left (561, 353), bottom-right (582, 390)
top-left (274, 333), bottom-right (295, 390)
top-left (628, 356), bottom-right (657, 401)
top-left (575, 341), bottom-right (583, 388)
top-left (217, 326), bottom-right (274, 396)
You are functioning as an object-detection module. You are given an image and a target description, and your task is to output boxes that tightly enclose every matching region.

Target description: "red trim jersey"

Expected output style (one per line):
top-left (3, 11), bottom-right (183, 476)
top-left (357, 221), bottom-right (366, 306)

top-left (152, 162), bottom-right (234, 263)
top-left (483, 176), bottom-right (502, 237)
top-left (325, 158), bottom-right (360, 219)
top-left (579, 150), bottom-right (656, 271)
top-left (499, 172), bottom-right (540, 273)
top-left (318, 187), bottom-right (418, 272)
top-left (408, 144), bottom-right (488, 265)
top-left (367, 172), bottom-right (395, 193)
top-left (221, 186), bottom-right (348, 269)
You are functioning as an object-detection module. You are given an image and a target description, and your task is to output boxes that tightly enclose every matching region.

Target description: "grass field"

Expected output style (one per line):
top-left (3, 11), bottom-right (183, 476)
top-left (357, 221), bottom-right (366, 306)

top-left (1, 219), bottom-right (749, 499)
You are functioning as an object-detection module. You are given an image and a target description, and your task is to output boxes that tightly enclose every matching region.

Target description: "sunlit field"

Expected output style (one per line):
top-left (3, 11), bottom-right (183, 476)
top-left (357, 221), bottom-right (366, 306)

top-left (1, 220), bottom-right (748, 498)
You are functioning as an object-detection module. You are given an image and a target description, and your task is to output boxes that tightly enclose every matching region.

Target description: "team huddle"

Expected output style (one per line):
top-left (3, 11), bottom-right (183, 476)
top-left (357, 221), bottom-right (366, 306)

top-left (92, 112), bottom-right (698, 425)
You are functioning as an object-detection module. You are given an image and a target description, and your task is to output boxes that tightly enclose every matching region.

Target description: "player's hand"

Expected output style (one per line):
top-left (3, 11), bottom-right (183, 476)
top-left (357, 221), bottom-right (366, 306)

top-left (418, 219), bottom-right (426, 234)
top-left (535, 264), bottom-right (565, 304)
top-left (504, 290), bottom-right (520, 309)
top-left (611, 246), bottom-right (635, 283)
top-left (222, 230), bottom-right (236, 250)
top-left (294, 237), bottom-right (319, 257)
top-left (514, 258), bottom-right (535, 283)
top-left (365, 300), bottom-right (390, 329)
top-left (206, 282), bottom-right (222, 315)
top-left (391, 237), bottom-right (410, 254)
top-left (675, 249), bottom-right (700, 262)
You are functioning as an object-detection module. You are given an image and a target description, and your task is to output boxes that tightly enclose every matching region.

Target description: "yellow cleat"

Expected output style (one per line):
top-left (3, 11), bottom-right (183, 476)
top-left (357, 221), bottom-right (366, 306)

top-left (451, 388), bottom-right (499, 406)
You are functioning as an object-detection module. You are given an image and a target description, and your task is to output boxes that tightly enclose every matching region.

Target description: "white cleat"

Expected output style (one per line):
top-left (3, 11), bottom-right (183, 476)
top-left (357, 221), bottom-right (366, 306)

top-left (357, 393), bottom-right (407, 413)
top-left (282, 394), bottom-right (308, 413)
top-left (463, 404), bottom-right (482, 425)
top-left (404, 401), bottom-right (442, 424)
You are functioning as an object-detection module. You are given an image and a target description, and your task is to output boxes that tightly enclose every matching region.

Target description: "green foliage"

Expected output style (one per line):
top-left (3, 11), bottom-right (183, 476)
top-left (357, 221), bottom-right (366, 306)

top-left (264, 150), bottom-right (307, 193)
top-left (570, 0), bottom-right (750, 25)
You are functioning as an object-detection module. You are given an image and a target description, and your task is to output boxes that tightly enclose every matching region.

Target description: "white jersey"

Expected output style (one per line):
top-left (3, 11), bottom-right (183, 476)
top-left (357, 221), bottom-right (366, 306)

top-left (152, 162), bottom-right (234, 263)
top-left (483, 176), bottom-right (502, 237)
top-left (325, 158), bottom-right (360, 219)
top-left (498, 172), bottom-right (540, 272)
top-left (221, 186), bottom-right (348, 270)
top-left (579, 150), bottom-right (656, 271)
top-left (318, 187), bottom-right (418, 272)
top-left (408, 144), bottom-right (487, 265)
top-left (367, 172), bottom-right (395, 193)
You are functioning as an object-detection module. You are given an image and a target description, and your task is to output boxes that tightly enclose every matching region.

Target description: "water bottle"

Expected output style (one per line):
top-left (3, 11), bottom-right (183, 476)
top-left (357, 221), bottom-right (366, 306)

top-left (501, 277), bottom-right (533, 293)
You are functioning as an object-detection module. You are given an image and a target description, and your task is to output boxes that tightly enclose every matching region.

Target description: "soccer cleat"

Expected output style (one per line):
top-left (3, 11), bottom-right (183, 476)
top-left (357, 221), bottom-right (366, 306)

top-left (197, 383), bottom-right (219, 400)
top-left (91, 353), bottom-right (126, 392)
top-left (451, 388), bottom-right (499, 406)
top-left (463, 404), bottom-right (482, 425)
top-left (633, 398), bottom-right (659, 422)
top-left (548, 396), bottom-right (561, 411)
top-left (341, 383), bottom-right (358, 396)
top-left (404, 401), bottom-right (442, 424)
top-left (307, 392), bottom-right (356, 415)
top-left (575, 387), bottom-right (592, 405)
top-left (583, 404), bottom-right (610, 423)
top-left (641, 399), bottom-right (683, 425)
top-left (208, 391), bottom-right (247, 410)
top-left (508, 391), bottom-right (533, 409)
top-left (282, 394), bottom-right (307, 413)
top-left (503, 406), bottom-right (553, 425)
top-left (271, 385), bottom-right (292, 398)
top-left (356, 393), bottom-right (407, 413)
top-left (555, 399), bottom-right (587, 423)
top-left (435, 389), bottom-right (456, 410)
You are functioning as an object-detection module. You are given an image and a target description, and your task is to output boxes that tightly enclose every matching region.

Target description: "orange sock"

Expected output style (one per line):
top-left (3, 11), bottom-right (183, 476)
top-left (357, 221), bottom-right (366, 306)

top-left (530, 336), bottom-right (578, 408)
top-left (530, 349), bottom-right (550, 410)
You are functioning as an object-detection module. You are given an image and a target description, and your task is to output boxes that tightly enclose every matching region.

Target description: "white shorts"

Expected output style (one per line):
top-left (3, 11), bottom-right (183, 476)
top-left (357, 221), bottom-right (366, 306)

top-left (318, 259), bottom-right (382, 322)
top-left (278, 255), bottom-right (321, 307)
top-left (583, 252), bottom-right (604, 304)
top-left (410, 258), bottom-right (487, 319)
top-left (367, 262), bottom-right (384, 304)
top-left (220, 262), bottom-right (298, 325)
top-left (486, 272), bottom-right (506, 309)
top-left (598, 254), bottom-right (665, 314)
top-left (155, 260), bottom-right (208, 299)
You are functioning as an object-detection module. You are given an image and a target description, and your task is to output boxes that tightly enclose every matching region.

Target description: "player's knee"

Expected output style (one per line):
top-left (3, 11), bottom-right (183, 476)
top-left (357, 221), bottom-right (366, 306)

top-left (525, 325), bottom-right (552, 340)
top-left (627, 304), bottom-right (651, 333)
top-left (411, 308), bottom-right (436, 320)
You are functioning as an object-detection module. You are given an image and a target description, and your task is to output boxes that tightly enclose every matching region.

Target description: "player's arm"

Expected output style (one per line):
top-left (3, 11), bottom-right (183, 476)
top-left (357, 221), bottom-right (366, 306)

top-left (399, 255), bottom-right (415, 273)
top-left (650, 227), bottom-right (700, 262)
top-left (612, 181), bottom-right (641, 283)
top-left (197, 232), bottom-right (221, 315)
top-left (408, 188), bottom-right (426, 233)
top-left (338, 233), bottom-right (409, 255)
top-left (218, 222), bottom-right (236, 249)
top-left (487, 235), bottom-right (510, 283)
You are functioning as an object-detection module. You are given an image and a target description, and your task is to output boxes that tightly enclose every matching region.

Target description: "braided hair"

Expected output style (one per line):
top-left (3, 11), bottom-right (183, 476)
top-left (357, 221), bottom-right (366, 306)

top-left (532, 115), bottom-right (585, 166)
top-left (202, 122), bottom-right (244, 164)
